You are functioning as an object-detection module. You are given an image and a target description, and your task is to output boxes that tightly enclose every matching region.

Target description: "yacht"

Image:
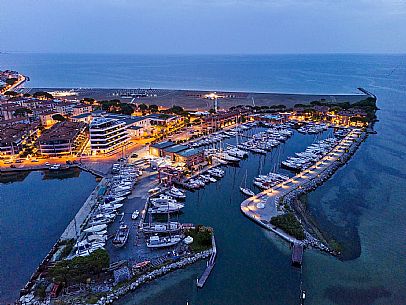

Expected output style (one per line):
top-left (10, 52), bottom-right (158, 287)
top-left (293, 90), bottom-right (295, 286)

top-left (83, 224), bottom-right (107, 233)
top-left (240, 187), bottom-right (255, 197)
top-left (112, 224), bottom-right (130, 247)
top-left (165, 186), bottom-right (186, 199)
top-left (150, 205), bottom-right (183, 214)
top-left (131, 210), bottom-right (140, 220)
top-left (142, 222), bottom-right (181, 234)
top-left (146, 235), bottom-right (182, 248)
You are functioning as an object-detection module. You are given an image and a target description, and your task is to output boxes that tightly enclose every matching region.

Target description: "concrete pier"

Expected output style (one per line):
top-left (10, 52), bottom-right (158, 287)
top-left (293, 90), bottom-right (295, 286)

top-left (240, 129), bottom-right (364, 244)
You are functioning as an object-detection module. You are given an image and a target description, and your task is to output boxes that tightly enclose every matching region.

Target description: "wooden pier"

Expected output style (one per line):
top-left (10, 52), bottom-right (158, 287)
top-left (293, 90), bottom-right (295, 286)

top-left (197, 235), bottom-right (217, 288)
top-left (291, 242), bottom-right (304, 266)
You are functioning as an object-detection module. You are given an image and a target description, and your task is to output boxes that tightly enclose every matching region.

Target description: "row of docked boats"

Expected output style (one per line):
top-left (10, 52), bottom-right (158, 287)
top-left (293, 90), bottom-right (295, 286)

top-left (297, 123), bottom-right (328, 134)
top-left (188, 122), bottom-right (256, 148)
top-left (144, 188), bottom-right (187, 248)
top-left (281, 137), bottom-right (339, 172)
top-left (147, 187), bottom-right (186, 214)
top-left (334, 128), bottom-right (351, 138)
top-left (237, 126), bottom-right (293, 154)
top-left (75, 164), bottom-right (140, 257)
top-left (184, 167), bottom-right (225, 189)
top-left (253, 172), bottom-right (290, 190)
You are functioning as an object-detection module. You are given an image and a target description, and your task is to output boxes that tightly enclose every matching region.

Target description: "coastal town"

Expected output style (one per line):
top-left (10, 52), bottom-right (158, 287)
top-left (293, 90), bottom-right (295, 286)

top-left (0, 70), bottom-right (378, 305)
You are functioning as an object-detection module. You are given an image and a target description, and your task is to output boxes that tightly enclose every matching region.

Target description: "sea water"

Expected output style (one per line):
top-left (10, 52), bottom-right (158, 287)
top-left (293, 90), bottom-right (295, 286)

top-left (0, 53), bottom-right (405, 304)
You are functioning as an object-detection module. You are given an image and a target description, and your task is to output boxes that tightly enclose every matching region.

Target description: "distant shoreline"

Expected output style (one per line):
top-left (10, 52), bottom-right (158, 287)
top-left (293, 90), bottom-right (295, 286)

top-left (24, 87), bottom-right (368, 111)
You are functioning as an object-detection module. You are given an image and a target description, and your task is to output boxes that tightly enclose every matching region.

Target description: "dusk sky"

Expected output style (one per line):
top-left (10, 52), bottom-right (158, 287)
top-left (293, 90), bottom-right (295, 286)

top-left (1, 0), bottom-right (405, 54)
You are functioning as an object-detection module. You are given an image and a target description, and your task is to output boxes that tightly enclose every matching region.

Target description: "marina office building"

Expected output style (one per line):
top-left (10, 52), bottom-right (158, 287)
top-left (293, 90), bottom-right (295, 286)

top-left (149, 141), bottom-right (204, 168)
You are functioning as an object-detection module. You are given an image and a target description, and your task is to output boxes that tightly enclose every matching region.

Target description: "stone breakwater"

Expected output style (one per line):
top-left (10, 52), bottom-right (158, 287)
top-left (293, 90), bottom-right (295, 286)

top-left (19, 250), bottom-right (212, 305)
top-left (283, 131), bottom-right (367, 253)
top-left (97, 250), bottom-right (212, 305)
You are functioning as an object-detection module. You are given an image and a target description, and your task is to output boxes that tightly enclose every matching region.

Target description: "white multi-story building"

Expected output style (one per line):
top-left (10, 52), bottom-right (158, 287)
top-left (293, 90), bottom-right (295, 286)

top-left (89, 117), bottom-right (129, 155)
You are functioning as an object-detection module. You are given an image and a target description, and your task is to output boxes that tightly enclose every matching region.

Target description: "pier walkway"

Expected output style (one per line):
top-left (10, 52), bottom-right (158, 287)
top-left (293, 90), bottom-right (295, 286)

top-left (197, 235), bottom-right (217, 288)
top-left (240, 128), bottom-right (363, 243)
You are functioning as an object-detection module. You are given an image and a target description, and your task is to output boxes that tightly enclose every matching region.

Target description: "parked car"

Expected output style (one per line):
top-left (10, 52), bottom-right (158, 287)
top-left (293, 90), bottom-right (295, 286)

top-left (10, 164), bottom-right (16, 168)
top-left (31, 159), bottom-right (39, 162)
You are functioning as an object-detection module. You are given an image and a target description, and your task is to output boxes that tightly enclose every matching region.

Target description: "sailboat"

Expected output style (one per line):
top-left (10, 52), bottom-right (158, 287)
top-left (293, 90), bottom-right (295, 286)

top-left (240, 169), bottom-right (255, 197)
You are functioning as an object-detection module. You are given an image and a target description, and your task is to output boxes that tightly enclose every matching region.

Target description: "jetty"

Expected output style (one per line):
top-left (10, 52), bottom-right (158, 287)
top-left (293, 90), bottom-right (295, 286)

top-left (292, 243), bottom-right (304, 266)
top-left (241, 128), bottom-right (365, 247)
top-left (197, 235), bottom-right (217, 288)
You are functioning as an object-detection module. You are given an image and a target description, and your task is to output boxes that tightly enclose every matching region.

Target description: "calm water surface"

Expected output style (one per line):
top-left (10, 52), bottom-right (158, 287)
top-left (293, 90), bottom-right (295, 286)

top-left (0, 170), bottom-right (97, 303)
top-left (0, 54), bottom-right (405, 304)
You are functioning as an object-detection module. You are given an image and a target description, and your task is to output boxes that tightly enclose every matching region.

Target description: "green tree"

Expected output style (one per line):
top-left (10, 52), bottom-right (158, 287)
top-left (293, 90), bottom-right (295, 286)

top-left (33, 91), bottom-right (54, 99)
top-left (149, 104), bottom-right (159, 113)
top-left (52, 114), bottom-right (66, 122)
top-left (81, 97), bottom-right (96, 105)
top-left (169, 105), bottom-right (184, 115)
top-left (14, 107), bottom-right (32, 117)
top-left (48, 249), bottom-right (109, 285)
top-left (5, 78), bottom-right (18, 85)
top-left (270, 213), bottom-right (305, 240)
top-left (138, 103), bottom-right (148, 111)
top-left (4, 90), bottom-right (18, 96)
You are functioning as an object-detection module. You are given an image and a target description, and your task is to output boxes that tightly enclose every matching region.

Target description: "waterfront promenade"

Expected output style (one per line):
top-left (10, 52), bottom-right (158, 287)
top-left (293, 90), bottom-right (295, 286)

top-left (241, 128), bottom-right (363, 243)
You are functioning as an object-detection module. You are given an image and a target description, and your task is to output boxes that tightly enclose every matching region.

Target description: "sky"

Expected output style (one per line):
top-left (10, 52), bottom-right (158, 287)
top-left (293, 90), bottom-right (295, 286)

top-left (0, 0), bottom-right (405, 54)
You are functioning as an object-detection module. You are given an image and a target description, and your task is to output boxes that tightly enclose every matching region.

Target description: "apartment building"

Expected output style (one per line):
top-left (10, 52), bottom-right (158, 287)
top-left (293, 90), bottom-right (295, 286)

top-left (89, 117), bottom-right (129, 155)
top-left (37, 121), bottom-right (87, 156)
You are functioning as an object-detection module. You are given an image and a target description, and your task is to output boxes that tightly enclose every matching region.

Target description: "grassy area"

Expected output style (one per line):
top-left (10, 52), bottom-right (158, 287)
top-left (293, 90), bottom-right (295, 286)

top-left (270, 213), bottom-right (305, 240)
top-left (329, 239), bottom-right (343, 253)
top-left (184, 225), bottom-right (213, 252)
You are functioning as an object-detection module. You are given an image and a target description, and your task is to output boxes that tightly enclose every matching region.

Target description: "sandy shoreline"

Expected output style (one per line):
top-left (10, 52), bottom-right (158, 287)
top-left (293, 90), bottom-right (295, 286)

top-left (26, 87), bottom-right (368, 111)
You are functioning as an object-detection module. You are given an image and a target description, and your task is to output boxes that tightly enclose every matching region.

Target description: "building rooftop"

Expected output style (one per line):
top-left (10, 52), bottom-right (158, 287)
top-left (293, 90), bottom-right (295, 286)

top-left (150, 141), bottom-right (175, 150)
top-left (177, 148), bottom-right (202, 157)
top-left (72, 112), bottom-right (92, 119)
top-left (164, 144), bottom-right (189, 153)
top-left (38, 121), bottom-right (86, 142)
top-left (0, 124), bottom-right (28, 143)
top-left (105, 113), bottom-right (148, 124)
top-left (146, 113), bottom-right (177, 121)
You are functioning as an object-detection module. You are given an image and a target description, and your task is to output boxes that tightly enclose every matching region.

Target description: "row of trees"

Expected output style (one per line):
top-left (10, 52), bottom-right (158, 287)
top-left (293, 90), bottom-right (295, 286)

top-left (270, 213), bottom-right (305, 240)
top-left (99, 99), bottom-right (134, 115)
top-left (47, 249), bottom-right (109, 285)
top-left (296, 97), bottom-right (378, 121)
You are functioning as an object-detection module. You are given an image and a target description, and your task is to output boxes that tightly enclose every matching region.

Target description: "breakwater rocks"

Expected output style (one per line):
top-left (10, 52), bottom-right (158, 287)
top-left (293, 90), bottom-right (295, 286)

top-left (283, 132), bottom-right (367, 253)
top-left (19, 251), bottom-right (212, 305)
top-left (96, 250), bottom-right (212, 305)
